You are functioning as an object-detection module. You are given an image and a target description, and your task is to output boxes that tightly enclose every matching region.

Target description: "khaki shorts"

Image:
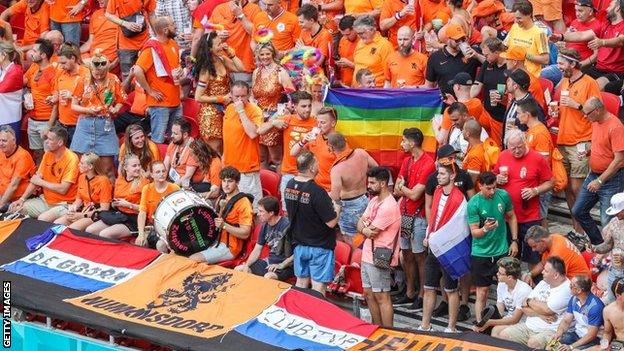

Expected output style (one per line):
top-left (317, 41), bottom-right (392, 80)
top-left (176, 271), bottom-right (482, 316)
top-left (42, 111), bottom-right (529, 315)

top-left (502, 323), bottom-right (555, 348)
top-left (558, 143), bottom-right (590, 179)
top-left (27, 119), bottom-right (49, 150)
top-left (530, 0), bottom-right (562, 21)
top-left (21, 195), bottom-right (69, 219)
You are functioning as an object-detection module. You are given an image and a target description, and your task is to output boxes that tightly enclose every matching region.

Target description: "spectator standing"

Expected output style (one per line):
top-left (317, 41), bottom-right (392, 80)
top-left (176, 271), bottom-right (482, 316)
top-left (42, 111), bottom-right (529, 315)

top-left (471, 38), bottom-right (508, 125)
top-left (163, 118), bottom-right (198, 187)
top-left (443, 102), bottom-right (488, 164)
top-left (500, 46), bottom-right (546, 113)
top-left (344, 0), bottom-right (382, 18)
top-left (564, 0), bottom-right (601, 66)
top-left (285, 152), bottom-right (338, 295)
top-left (384, 26), bottom-right (427, 88)
top-left (503, 1), bottom-right (550, 77)
top-left (357, 167), bottom-right (401, 327)
top-left (462, 120), bottom-right (494, 184)
top-left (550, 274), bottom-right (604, 350)
top-left (393, 127), bottom-right (436, 310)
top-left (222, 81), bottom-right (263, 210)
top-left (296, 4), bottom-right (332, 66)
top-left (133, 16), bottom-right (184, 144)
top-left (592, 192), bottom-right (624, 303)
top-left (80, 0), bottom-right (119, 68)
top-left (354, 68), bottom-right (376, 88)
top-left (0, 0), bottom-right (50, 51)
top-left (498, 256), bottom-right (573, 349)
top-left (336, 15), bottom-right (359, 87)
top-left (253, 0), bottom-right (301, 53)
top-left (573, 97), bottom-right (624, 244)
top-left (502, 69), bottom-right (545, 143)
top-left (0, 127), bottom-right (36, 213)
top-left (0, 43), bottom-right (23, 140)
top-left (49, 0), bottom-right (88, 45)
top-left (352, 15), bottom-right (393, 87)
top-left (379, 0), bottom-right (419, 48)
top-left (155, 0), bottom-right (193, 49)
top-left (468, 172), bottom-right (519, 324)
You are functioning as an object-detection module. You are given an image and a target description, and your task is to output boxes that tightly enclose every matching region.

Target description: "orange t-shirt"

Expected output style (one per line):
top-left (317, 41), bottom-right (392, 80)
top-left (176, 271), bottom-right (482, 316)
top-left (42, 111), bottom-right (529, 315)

top-left (463, 142), bottom-right (488, 174)
top-left (380, 0), bottom-right (420, 47)
top-left (384, 50), bottom-right (427, 87)
top-left (210, 2), bottom-right (262, 72)
top-left (419, 0), bottom-right (451, 25)
top-left (54, 65), bottom-right (90, 126)
top-left (49, 0), bottom-right (85, 23)
top-left (590, 114), bottom-right (624, 173)
top-left (278, 115), bottom-right (318, 174)
top-left (222, 103), bottom-right (263, 173)
top-left (139, 182), bottom-right (180, 222)
top-left (135, 39), bottom-right (181, 108)
top-left (253, 10), bottom-right (301, 51)
top-left (353, 33), bottom-right (394, 87)
top-left (557, 74), bottom-right (601, 145)
top-left (338, 36), bottom-right (359, 86)
top-left (528, 72), bottom-right (545, 110)
top-left (89, 8), bottom-right (119, 61)
top-left (76, 174), bottom-right (113, 205)
top-left (300, 26), bottom-right (333, 65)
top-left (192, 157), bottom-right (222, 186)
top-left (130, 81), bottom-right (148, 115)
top-left (345, 0), bottom-right (383, 14)
top-left (305, 134), bottom-right (336, 191)
top-left (220, 194), bottom-right (253, 257)
top-left (526, 122), bottom-right (553, 158)
top-left (25, 63), bottom-right (56, 121)
top-left (106, 0), bottom-right (156, 50)
top-left (165, 139), bottom-right (199, 179)
top-left (113, 176), bottom-right (150, 214)
top-left (0, 146), bottom-right (36, 201)
top-left (542, 234), bottom-right (590, 279)
top-left (38, 148), bottom-right (80, 205)
top-left (9, 0), bottom-right (50, 46)
top-left (119, 139), bottom-right (161, 166)
top-left (442, 98), bottom-right (499, 143)
top-left (73, 73), bottom-right (127, 113)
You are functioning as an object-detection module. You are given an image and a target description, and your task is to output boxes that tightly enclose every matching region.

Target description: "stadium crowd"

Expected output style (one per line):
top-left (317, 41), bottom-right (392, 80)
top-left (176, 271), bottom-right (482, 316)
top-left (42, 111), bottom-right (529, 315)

top-left (0, 0), bottom-right (624, 347)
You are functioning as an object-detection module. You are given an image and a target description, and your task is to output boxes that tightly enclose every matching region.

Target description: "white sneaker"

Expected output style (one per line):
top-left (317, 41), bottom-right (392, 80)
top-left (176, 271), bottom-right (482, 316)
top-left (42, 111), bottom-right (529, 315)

top-left (417, 325), bottom-right (433, 331)
top-left (444, 327), bottom-right (459, 333)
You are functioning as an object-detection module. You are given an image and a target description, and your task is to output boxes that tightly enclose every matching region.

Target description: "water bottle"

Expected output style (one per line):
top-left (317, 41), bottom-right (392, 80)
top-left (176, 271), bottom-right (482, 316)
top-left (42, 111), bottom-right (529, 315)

top-left (104, 117), bottom-right (113, 132)
top-left (23, 89), bottom-right (34, 110)
top-left (135, 13), bottom-right (145, 26)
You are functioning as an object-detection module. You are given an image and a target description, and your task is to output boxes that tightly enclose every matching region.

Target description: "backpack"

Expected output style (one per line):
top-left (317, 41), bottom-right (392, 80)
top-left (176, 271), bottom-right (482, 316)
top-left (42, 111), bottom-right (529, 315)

top-left (551, 148), bottom-right (568, 192)
top-left (483, 138), bottom-right (500, 171)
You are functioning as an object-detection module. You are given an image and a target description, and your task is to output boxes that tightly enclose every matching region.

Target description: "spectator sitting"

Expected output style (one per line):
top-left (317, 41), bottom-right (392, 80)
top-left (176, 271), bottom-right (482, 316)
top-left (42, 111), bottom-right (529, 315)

top-left (189, 166), bottom-right (254, 263)
top-left (473, 257), bottom-right (532, 337)
top-left (188, 139), bottom-right (222, 201)
top-left (163, 118), bottom-right (198, 187)
top-left (118, 124), bottom-right (161, 177)
top-left (551, 274), bottom-right (604, 350)
top-left (498, 256), bottom-right (573, 348)
top-left (234, 196), bottom-right (293, 281)
top-left (601, 277), bottom-right (624, 349)
top-left (0, 126), bottom-right (36, 213)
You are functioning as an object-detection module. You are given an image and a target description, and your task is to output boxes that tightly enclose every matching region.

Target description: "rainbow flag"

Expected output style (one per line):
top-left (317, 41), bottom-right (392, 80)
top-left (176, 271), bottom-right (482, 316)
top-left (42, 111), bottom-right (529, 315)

top-left (325, 88), bottom-right (442, 170)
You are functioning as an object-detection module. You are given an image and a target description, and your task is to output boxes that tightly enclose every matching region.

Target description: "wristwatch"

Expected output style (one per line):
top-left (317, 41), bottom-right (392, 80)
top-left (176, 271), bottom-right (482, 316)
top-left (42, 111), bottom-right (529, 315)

top-left (237, 13), bottom-right (245, 20)
top-left (577, 103), bottom-right (583, 111)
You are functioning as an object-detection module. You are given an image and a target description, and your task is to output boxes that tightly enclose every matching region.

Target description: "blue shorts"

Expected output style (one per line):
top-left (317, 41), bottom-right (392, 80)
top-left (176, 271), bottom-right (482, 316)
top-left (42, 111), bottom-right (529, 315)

top-left (338, 194), bottom-right (368, 236)
top-left (70, 116), bottom-right (119, 156)
top-left (294, 245), bottom-right (335, 283)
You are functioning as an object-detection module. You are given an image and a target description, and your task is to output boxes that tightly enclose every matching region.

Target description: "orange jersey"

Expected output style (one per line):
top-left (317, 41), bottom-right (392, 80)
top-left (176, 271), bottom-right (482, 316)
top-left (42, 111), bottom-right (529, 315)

top-left (114, 176), bottom-right (150, 214)
top-left (353, 33), bottom-right (394, 87)
top-left (135, 39), bottom-right (181, 107)
top-left (54, 65), bottom-right (91, 126)
top-left (119, 140), bottom-right (161, 166)
top-left (222, 103), bottom-right (263, 173)
top-left (89, 8), bottom-right (119, 61)
top-left (192, 156), bottom-right (222, 185)
top-left (278, 115), bottom-right (318, 174)
top-left (73, 73), bottom-right (126, 112)
top-left (106, 0), bottom-right (156, 50)
top-left (9, 0), bottom-right (50, 46)
top-left (542, 234), bottom-right (590, 279)
top-left (0, 146), bottom-right (36, 201)
top-left (380, 0), bottom-right (420, 47)
top-left (384, 50), bottom-right (427, 87)
top-left (526, 122), bottom-right (554, 158)
top-left (220, 194), bottom-right (253, 256)
top-left (305, 134), bottom-right (336, 191)
top-left (24, 63), bottom-right (56, 121)
top-left (463, 142), bottom-right (489, 174)
top-left (253, 10), bottom-right (301, 51)
top-left (49, 0), bottom-right (85, 22)
top-left (38, 148), bottom-right (80, 205)
top-left (76, 174), bottom-right (113, 205)
top-left (345, 0), bottom-right (382, 14)
top-left (130, 81), bottom-right (148, 115)
top-left (419, 0), bottom-right (451, 25)
top-left (139, 182), bottom-right (180, 222)
top-left (338, 36), bottom-right (359, 86)
top-left (557, 74), bottom-right (601, 145)
top-left (442, 98), bottom-right (497, 141)
top-left (300, 26), bottom-right (333, 64)
top-left (165, 139), bottom-right (199, 179)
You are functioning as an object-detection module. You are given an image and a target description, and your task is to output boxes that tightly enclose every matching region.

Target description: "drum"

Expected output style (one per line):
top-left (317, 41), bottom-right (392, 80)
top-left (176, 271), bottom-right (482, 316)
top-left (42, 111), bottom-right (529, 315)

top-left (153, 189), bottom-right (219, 256)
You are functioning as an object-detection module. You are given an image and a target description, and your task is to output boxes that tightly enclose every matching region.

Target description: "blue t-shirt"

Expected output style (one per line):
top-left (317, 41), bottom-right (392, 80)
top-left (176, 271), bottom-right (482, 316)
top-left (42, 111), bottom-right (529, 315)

top-left (566, 293), bottom-right (605, 337)
top-left (256, 216), bottom-right (290, 264)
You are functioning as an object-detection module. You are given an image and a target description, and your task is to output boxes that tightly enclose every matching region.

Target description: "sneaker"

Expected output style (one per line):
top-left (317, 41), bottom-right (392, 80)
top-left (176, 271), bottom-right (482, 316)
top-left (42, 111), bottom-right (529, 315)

top-left (432, 300), bottom-right (448, 317)
top-left (417, 325), bottom-right (433, 331)
top-left (458, 304), bottom-right (471, 322)
top-left (392, 294), bottom-right (415, 305)
top-left (444, 327), bottom-right (460, 333)
top-left (405, 297), bottom-right (423, 311)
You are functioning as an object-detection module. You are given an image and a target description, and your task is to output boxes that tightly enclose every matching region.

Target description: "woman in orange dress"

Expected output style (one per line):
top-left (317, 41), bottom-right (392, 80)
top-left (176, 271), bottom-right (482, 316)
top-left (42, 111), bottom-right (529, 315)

top-left (194, 31), bottom-right (244, 154)
top-left (251, 42), bottom-right (295, 170)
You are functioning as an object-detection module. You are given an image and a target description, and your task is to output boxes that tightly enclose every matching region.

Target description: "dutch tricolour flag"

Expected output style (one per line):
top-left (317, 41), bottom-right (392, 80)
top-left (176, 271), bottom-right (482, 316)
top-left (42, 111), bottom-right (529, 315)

top-left (428, 199), bottom-right (472, 280)
top-left (0, 62), bottom-right (23, 125)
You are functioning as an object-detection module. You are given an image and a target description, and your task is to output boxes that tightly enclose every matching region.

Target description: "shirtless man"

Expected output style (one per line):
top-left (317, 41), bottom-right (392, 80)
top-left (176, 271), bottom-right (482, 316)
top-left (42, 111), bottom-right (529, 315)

top-left (327, 132), bottom-right (378, 246)
top-left (593, 278), bottom-right (624, 351)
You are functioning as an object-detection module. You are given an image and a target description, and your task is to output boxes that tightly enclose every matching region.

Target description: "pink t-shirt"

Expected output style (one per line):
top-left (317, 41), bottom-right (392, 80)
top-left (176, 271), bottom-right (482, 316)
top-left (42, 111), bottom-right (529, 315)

top-left (361, 194), bottom-right (401, 266)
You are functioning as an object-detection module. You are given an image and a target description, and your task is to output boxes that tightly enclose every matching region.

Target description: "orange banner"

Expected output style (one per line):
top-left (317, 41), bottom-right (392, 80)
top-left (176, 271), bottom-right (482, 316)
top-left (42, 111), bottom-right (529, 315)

top-left (0, 219), bottom-right (21, 245)
top-left (66, 254), bottom-right (290, 338)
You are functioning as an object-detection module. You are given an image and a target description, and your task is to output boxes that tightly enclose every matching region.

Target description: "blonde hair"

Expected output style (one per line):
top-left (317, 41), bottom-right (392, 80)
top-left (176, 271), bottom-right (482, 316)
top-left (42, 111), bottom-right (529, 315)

top-left (88, 48), bottom-right (110, 70)
top-left (0, 42), bottom-right (21, 65)
top-left (120, 153), bottom-right (143, 191)
top-left (81, 152), bottom-right (106, 175)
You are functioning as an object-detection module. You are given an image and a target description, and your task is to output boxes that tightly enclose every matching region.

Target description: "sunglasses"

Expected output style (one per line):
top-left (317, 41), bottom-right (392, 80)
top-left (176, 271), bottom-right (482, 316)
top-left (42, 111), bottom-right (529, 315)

top-left (583, 107), bottom-right (598, 116)
top-left (92, 61), bottom-right (108, 67)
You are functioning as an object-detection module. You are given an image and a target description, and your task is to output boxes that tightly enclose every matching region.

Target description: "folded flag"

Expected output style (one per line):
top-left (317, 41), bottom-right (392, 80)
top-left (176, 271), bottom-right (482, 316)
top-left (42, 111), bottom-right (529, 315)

top-left (25, 224), bottom-right (66, 251)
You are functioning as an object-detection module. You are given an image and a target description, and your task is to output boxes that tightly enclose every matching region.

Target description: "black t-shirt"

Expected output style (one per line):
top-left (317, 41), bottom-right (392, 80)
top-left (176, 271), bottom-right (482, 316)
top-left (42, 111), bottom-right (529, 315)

top-left (256, 216), bottom-right (290, 264)
top-left (425, 168), bottom-right (474, 199)
top-left (476, 60), bottom-right (507, 123)
top-left (284, 178), bottom-right (337, 250)
top-left (425, 46), bottom-right (481, 95)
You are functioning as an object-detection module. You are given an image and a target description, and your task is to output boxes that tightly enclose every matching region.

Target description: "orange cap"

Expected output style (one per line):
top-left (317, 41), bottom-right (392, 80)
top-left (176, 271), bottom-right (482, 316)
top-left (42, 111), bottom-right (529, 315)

top-left (471, 0), bottom-right (506, 18)
top-left (445, 23), bottom-right (466, 40)
top-left (500, 46), bottom-right (527, 61)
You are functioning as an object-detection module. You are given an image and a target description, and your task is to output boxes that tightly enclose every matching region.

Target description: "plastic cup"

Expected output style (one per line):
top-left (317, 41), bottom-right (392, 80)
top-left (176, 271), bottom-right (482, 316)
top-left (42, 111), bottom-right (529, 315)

top-left (432, 19), bottom-right (443, 30)
top-left (489, 90), bottom-right (499, 106)
top-left (499, 166), bottom-right (508, 175)
top-left (561, 90), bottom-right (569, 97)
top-left (497, 83), bottom-right (506, 95)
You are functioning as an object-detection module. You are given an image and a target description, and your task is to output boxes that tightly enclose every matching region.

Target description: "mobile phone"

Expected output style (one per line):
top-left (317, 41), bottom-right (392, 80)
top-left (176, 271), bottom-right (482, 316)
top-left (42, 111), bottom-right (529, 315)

top-left (486, 217), bottom-right (496, 223)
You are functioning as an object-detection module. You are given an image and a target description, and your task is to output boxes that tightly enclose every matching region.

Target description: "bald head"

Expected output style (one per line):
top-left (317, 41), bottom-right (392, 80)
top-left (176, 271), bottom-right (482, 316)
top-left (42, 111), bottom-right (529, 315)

top-left (153, 16), bottom-right (173, 35)
top-left (463, 119), bottom-right (482, 139)
top-left (44, 30), bottom-right (64, 51)
top-left (397, 26), bottom-right (414, 37)
top-left (327, 132), bottom-right (347, 152)
top-left (397, 26), bottom-right (414, 53)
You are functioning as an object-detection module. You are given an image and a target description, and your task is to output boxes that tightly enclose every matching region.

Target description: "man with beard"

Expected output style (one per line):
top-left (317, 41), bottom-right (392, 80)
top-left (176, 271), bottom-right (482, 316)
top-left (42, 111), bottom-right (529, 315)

top-left (1, 0), bottom-right (50, 52)
top-left (384, 26), bottom-right (427, 88)
top-left (133, 16), bottom-right (184, 144)
top-left (163, 118), bottom-right (198, 187)
top-left (564, 0), bottom-right (601, 67)
top-left (24, 38), bottom-right (56, 164)
top-left (503, 1), bottom-right (550, 77)
top-left (357, 167), bottom-right (401, 327)
top-left (0, 127), bottom-right (36, 213)
top-left (557, 0), bottom-right (624, 94)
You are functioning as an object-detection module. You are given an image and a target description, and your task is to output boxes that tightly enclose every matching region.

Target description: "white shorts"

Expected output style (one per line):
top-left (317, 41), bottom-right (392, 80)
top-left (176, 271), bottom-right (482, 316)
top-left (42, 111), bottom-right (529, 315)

top-left (27, 119), bottom-right (49, 150)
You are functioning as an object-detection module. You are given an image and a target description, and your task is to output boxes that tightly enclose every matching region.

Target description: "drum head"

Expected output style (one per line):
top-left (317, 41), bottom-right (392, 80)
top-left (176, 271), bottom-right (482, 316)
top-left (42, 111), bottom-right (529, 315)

top-left (167, 205), bottom-right (219, 256)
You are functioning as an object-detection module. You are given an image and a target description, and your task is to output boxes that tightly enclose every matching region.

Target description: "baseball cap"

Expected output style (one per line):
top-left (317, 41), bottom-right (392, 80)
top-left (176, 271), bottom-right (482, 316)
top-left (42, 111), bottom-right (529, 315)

top-left (449, 72), bottom-right (474, 86)
top-left (445, 23), bottom-right (466, 40)
top-left (471, 0), bottom-right (506, 18)
top-left (606, 192), bottom-right (624, 216)
top-left (436, 144), bottom-right (459, 159)
top-left (500, 46), bottom-right (527, 61)
top-left (505, 69), bottom-right (530, 91)
top-left (576, 0), bottom-right (596, 10)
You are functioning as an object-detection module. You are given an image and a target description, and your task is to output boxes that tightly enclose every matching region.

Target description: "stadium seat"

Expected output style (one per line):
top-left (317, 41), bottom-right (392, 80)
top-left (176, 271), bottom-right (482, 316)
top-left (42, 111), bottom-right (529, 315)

top-left (601, 92), bottom-right (620, 117)
top-left (334, 240), bottom-right (351, 266)
top-left (539, 77), bottom-right (554, 98)
top-left (156, 143), bottom-right (168, 157)
top-left (185, 116), bottom-right (199, 138)
top-left (217, 223), bottom-right (262, 268)
top-left (259, 169), bottom-right (280, 200)
top-left (182, 98), bottom-right (200, 121)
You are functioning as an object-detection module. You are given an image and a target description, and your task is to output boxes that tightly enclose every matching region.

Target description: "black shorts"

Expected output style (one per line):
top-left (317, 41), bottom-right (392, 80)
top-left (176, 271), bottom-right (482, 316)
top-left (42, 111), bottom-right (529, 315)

top-left (424, 250), bottom-right (458, 292)
top-left (471, 255), bottom-right (506, 287)
top-left (249, 259), bottom-right (294, 282)
top-left (519, 220), bottom-right (542, 264)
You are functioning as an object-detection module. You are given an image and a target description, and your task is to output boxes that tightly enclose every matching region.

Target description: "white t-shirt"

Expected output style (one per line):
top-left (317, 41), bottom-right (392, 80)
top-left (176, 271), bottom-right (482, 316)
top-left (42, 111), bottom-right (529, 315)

top-left (496, 280), bottom-right (532, 317)
top-left (525, 279), bottom-right (572, 332)
top-left (448, 125), bottom-right (488, 167)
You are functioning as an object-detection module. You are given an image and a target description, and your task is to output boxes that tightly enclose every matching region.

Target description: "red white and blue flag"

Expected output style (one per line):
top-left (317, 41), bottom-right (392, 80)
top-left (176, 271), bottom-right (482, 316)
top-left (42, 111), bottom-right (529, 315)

top-left (235, 289), bottom-right (378, 350)
top-left (0, 62), bottom-right (23, 125)
top-left (1, 228), bottom-right (160, 292)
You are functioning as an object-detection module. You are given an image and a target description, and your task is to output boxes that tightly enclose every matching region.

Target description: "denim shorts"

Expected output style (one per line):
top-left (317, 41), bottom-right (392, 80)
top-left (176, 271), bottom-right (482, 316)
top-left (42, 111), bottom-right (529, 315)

top-left (338, 194), bottom-right (368, 236)
top-left (50, 21), bottom-right (81, 45)
top-left (148, 106), bottom-right (182, 143)
top-left (70, 116), bottom-right (119, 156)
top-left (399, 216), bottom-right (428, 254)
top-left (539, 190), bottom-right (552, 219)
top-left (294, 245), bottom-right (335, 283)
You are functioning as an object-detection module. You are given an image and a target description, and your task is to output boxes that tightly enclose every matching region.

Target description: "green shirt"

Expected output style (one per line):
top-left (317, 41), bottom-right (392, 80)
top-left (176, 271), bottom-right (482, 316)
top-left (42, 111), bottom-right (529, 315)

top-left (467, 188), bottom-right (513, 257)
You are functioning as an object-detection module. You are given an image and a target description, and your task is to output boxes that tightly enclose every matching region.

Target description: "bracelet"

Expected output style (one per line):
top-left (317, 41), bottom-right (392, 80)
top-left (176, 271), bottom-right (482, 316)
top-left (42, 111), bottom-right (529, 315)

top-left (533, 187), bottom-right (539, 195)
top-left (597, 178), bottom-right (603, 184)
top-left (394, 12), bottom-right (402, 20)
top-left (298, 141), bottom-right (305, 147)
